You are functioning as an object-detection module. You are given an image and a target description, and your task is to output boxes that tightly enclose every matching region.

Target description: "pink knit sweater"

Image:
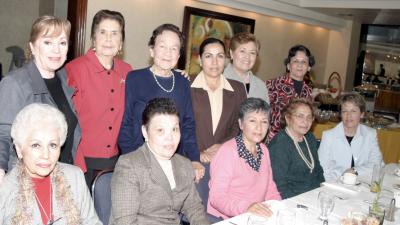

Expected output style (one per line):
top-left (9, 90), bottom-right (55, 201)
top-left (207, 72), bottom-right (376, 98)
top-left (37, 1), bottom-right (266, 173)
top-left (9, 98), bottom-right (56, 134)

top-left (207, 138), bottom-right (281, 219)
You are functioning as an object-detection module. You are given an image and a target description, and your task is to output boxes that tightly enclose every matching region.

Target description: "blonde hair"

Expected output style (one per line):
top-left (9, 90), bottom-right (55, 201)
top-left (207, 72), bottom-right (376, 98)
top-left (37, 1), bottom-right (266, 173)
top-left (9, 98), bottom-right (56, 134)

top-left (25, 15), bottom-right (71, 60)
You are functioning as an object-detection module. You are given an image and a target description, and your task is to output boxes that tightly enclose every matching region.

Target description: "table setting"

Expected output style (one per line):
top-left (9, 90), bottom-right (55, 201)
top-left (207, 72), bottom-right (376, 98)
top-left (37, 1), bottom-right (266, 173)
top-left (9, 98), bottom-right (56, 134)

top-left (213, 163), bottom-right (400, 225)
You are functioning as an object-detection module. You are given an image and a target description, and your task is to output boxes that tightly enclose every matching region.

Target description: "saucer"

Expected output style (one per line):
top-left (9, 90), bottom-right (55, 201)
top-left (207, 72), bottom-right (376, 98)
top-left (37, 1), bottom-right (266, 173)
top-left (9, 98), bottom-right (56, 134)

top-left (339, 180), bottom-right (361, 186)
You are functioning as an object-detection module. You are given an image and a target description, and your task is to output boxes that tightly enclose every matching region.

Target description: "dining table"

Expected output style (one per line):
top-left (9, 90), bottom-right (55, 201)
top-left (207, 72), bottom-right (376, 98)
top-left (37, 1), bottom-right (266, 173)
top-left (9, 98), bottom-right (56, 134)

top-left (311, 122), bottom-right (400, 163)
top-left (212, 164), bottom-right (400, 225)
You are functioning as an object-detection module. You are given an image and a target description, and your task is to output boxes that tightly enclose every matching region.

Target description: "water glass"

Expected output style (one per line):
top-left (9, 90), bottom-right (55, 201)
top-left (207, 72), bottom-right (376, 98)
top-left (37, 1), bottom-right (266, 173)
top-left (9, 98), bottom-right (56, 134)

top-left (277, 209), bottom-right (296, 225)
top-left (247, 214), bottom-right (268, 225)
top-left (317, 191), bottom-right (335, 220)
top-left (368, 204), bottom-right (385, 225)
top-left (370, 165), bottom-right (385, 193)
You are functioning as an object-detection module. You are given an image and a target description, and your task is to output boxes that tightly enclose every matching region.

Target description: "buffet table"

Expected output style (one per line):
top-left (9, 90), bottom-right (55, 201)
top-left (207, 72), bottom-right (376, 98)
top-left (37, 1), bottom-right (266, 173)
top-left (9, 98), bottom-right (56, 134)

top-left (213, 164), bottom-right (400, 225)
top-left (311, 122), bottom-right (400, 163)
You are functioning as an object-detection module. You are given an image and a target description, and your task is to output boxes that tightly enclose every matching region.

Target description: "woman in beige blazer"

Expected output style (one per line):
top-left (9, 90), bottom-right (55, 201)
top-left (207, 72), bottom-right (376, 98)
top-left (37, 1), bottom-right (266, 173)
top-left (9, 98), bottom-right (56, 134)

top-left (110, 98), bottom-right (209, 225)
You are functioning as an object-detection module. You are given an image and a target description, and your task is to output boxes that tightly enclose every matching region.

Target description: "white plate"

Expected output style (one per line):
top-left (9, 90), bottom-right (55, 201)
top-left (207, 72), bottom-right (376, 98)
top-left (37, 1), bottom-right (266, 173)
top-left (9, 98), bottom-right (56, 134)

top-left (339, 179), bottom-right (361, 186)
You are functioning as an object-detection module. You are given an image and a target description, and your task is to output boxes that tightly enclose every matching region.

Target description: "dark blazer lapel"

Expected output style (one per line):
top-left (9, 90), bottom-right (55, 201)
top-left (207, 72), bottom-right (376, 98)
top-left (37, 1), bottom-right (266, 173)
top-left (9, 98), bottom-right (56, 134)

top-left (26, 61), bottom-right (49, 95)
top-left (192, 88), bottom-right (214, 141)
top-left (143, 145), bottom-right (173, 195)
top-left (214, 89), bottom-right (236, 139)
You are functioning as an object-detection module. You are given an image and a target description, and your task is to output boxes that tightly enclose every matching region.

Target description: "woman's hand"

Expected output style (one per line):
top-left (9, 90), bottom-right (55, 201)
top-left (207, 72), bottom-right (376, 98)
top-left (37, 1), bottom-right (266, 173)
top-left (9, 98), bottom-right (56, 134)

top-left (191, 161), bottom-right (205, 183)
top-left (200, 144), bottom-right (221, 163)
top-left (174, 69), bottom-right (190, 81)
top-left (247, 202), bottom-right (273, 218)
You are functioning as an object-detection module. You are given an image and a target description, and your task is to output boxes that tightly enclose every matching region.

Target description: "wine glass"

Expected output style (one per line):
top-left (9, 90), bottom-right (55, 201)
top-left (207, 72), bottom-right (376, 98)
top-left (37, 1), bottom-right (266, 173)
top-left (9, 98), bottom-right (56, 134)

top-left (277, 209), bottom-right (296, 225)
top-left (317, 191), bottom-right (335, 220)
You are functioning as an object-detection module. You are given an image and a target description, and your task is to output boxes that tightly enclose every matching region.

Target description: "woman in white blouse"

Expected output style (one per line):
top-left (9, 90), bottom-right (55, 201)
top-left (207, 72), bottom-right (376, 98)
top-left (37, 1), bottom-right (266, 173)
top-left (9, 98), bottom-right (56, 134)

top-left (318, 92), bottom-right (383, 181)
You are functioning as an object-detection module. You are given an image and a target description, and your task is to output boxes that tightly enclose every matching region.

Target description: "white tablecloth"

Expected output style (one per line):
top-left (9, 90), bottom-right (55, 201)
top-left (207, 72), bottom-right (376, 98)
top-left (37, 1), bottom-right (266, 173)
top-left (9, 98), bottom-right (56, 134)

top-left (213, 164), bottom-right (400, 225)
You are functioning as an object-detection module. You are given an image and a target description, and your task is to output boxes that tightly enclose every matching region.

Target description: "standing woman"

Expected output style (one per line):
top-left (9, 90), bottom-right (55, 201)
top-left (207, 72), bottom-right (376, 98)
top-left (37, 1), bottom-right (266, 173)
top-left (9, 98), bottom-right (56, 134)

top-left (118, 24), bottom-right (204, 182)
top-left (191, 37), bottom-right (246, 164)
top-left (0, 15), bottom-right (80, 183)
top-left (224, 32), bottom-right (269, 103)
top-left (66, 10), bottom-right (132, 186)
top-left (266, 45), bottom-right (315, 142)
top-left (268, 99), bottom-right (324, 199)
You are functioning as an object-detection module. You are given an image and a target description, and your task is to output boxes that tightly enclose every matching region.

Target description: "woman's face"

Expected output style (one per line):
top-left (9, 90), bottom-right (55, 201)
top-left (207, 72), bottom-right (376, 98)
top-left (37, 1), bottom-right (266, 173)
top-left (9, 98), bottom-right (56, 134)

top-left (286, 104), bottom-right (314, 137)
top-left (15, 122), bottom-right (61, 178)
top-left (239, 110), bottom-right (269, 145)
top-left (142, 114), bottom-right (180, 159)
top-left (200, 43), bottom-right (226, 78)
top-left (287, 51), bottom-right (310, 81)
top-left (30, 31), bottom-right (68, 76)
top-left (150, 30), bottom-right (181, 72)
top-left (230, 41), bottom-right (257, 74)
top-left (341, 101), bottom-right (363, 131)
top-left (93, 19), bottom-right (123, 59)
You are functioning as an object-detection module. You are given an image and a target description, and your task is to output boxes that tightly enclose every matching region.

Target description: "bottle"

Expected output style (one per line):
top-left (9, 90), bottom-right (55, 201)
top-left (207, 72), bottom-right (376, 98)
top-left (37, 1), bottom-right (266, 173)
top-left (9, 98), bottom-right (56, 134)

top-left (385, 198), bottom-right (395, 222)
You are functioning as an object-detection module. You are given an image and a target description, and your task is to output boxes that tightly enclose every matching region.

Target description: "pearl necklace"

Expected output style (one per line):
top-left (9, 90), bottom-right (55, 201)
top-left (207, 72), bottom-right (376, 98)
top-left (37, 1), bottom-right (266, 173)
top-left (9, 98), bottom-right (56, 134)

top-left (285, 128), bottom-right (315, 173)
top-left (150, 67), bottom-right (175, 93)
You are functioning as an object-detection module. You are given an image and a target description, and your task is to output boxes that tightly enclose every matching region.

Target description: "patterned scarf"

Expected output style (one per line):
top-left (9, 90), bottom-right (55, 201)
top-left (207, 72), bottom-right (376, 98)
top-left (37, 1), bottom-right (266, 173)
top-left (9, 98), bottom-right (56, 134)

top-left (235, 133), bottom-right (263, 172)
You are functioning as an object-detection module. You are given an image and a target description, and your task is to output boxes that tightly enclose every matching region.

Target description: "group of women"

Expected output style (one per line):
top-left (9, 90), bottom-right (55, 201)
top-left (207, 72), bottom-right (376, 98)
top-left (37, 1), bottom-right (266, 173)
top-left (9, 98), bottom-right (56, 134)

top-left (0, 8), bottom-right (383, 225)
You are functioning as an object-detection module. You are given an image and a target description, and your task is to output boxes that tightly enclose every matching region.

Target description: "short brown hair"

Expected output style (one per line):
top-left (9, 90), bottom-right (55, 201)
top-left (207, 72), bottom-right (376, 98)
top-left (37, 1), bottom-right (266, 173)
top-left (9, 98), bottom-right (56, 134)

top-left (91, 9), bottom-right (125, 42)
top-left (280, 98), bottom-right (314, 128)
top-left (229, 32), bottom-right (260, 54)
top-left (148, 24), bottom-right (184, 53)
top-left (26, 15), bottom-right (71, 60)
top-left (339, 92), bottom-right (366, 113)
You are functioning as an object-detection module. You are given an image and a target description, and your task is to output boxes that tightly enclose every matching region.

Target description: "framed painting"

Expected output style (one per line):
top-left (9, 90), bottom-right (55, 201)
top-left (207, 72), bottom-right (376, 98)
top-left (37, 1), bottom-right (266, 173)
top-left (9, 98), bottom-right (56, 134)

top-left (178, 6), bottom-right (255, 77)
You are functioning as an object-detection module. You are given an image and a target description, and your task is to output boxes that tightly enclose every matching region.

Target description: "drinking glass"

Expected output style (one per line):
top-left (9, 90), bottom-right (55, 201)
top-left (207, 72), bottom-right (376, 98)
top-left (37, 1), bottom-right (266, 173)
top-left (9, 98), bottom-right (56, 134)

top-left (247, 214), bottom-right (268, 225)
top-left (370, 165), bottom-right (385, 193)
top-left (277, 209), bottom-right (296, 225)
top-left (317, 191), bottom-right (335, 220)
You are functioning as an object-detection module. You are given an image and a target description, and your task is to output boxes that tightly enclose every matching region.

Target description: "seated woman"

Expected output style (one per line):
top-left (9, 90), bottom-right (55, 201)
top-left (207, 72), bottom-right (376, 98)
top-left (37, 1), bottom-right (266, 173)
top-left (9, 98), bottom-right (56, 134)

top-left (318, 93), bottom-right (382, 181)
top-left (268, 98), bottom-right (324, 199)
top-left (0, 103), bottom-right (101, 224)
top-left (208, 98), bottom-right (281, 220)
top-left (110, 98), bottom-right (209, 225)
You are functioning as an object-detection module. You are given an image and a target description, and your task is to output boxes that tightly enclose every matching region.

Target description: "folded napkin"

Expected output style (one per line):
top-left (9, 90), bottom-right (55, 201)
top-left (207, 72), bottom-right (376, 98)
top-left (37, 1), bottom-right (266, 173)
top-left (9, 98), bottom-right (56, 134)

top-left (321, 182), bottom-right (360, 194)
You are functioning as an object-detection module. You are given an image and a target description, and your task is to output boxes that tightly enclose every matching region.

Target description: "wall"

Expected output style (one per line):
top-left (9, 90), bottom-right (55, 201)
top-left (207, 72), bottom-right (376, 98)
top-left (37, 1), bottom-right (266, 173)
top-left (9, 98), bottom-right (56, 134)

top-left (86, 0), bottom-right (335, 83)
top-left (0, 0), bottom-right (40, 77)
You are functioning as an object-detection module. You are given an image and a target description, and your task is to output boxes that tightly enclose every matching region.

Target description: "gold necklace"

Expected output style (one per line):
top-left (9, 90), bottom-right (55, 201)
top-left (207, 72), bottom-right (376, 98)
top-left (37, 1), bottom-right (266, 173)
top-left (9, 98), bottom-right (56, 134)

top-left (285, 128), bottom-right (315, 173)
top-left (34, 182), bottom-right (54, 225)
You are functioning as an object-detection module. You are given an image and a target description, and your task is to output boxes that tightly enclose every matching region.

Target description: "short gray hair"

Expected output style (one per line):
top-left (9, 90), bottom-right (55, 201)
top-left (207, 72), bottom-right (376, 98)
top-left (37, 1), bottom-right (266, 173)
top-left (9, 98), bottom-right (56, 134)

top-left (11, 103), bottom-right (68, 147)
top-left (239, 98), bottom-right (270, 121)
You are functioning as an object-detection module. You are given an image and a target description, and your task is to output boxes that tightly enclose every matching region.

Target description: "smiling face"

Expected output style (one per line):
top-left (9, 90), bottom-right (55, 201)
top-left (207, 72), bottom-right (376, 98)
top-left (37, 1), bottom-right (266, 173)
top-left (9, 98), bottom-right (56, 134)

top-left (150, 30), bottom-right (181, 74)
top-left (239, 110), bottom-right (269, 146)
top-left (286, 104), bottom-right (314, 138)
top-left (142, 113), bottom-right (181, 159)
top-left (230, 41), bottom-right (257, 75)
top-left (29, 31), bottom-right (68, 78)
top-left (200, 43), bottom-right (226, 78)
top-left (15, 122), bottom-right (61, 178)
top-left (93, 19), bottom-right (123, 61)
top-left (341, 101), bottom-right (363, 131)
top-left (287, 51), bottom-right (310, 81)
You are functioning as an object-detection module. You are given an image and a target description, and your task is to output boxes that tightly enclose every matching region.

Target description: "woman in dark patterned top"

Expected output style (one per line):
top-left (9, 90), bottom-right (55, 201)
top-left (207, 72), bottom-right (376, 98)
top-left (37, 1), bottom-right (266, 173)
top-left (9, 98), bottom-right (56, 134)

top-left (266, 45), bottom-right (315, 142)
top-left (268, 98), bottom-right (324, 199)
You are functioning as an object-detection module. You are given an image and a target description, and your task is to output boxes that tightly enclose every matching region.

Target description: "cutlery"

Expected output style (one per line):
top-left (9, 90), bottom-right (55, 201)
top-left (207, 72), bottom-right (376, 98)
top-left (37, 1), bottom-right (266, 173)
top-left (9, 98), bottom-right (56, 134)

top-left (297, 204), bottom-right (309, 210)
top-left (228, 221), bottom-right (239, 225)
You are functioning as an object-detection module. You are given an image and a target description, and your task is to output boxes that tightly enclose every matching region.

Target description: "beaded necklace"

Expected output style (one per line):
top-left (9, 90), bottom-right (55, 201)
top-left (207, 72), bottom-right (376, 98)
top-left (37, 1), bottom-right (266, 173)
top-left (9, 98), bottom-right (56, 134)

top-left (150, 67), bottom-right (175, 93)
top-left (285, 128), bottom-right (315, 173)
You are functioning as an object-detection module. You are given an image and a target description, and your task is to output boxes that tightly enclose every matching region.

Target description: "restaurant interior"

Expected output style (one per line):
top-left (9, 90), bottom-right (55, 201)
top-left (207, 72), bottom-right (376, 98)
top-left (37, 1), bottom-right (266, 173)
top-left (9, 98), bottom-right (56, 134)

top-left (0, 1), bottom-right (400, 224)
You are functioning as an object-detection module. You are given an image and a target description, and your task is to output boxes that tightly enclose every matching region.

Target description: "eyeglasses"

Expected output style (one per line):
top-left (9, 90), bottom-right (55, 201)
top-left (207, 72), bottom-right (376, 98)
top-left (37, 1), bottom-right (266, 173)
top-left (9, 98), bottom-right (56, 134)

top-left (290, 60), bottom-right (309, 66)
top-left (292, 113), bottom-right (314, 122)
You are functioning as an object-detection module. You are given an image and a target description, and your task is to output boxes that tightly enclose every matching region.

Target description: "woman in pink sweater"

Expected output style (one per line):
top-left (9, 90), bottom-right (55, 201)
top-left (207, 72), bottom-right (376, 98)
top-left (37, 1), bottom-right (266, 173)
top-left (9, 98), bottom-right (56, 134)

top-left (208, 98), bottom-right (281, 220)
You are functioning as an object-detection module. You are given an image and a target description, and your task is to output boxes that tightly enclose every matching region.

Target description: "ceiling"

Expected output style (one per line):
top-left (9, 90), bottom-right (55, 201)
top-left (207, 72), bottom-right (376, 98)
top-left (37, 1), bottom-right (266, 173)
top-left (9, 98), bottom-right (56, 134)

top-left (296, 0), bottom-right (400, 25)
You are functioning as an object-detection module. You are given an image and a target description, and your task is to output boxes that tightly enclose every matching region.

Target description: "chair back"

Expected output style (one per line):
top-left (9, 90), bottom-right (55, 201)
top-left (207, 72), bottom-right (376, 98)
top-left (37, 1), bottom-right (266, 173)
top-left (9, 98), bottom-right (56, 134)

top-left (92, 170), bottom-right (113, 225)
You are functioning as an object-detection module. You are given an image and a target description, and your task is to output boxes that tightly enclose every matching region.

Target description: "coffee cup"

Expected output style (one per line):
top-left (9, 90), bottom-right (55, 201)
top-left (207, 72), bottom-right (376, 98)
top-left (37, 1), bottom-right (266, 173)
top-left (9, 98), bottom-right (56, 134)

top-left (341, 173), bottom-right (357, 185)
